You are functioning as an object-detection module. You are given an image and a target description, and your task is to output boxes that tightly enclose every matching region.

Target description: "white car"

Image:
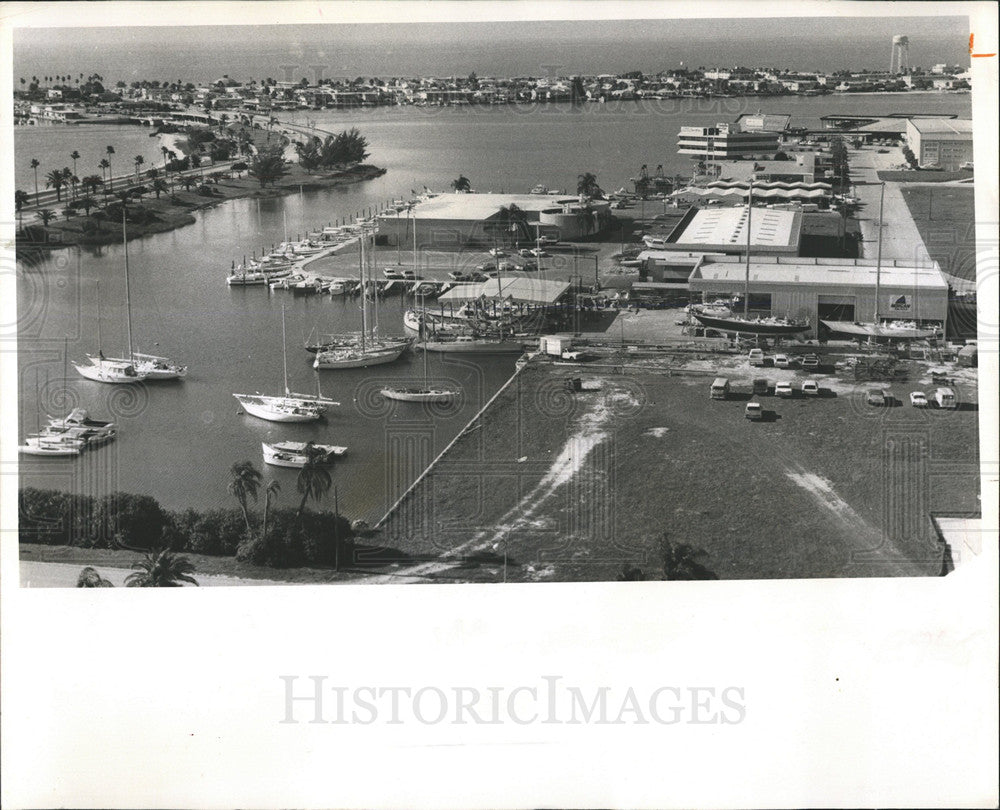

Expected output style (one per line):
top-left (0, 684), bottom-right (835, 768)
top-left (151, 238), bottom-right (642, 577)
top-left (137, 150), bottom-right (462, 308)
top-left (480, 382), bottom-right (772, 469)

top-left (529, 248), bottom-right (550, 257)
top-left (775, 381), bottom-right (794, 398)
top-left (773, 354), bottom-right (792, 368)
top-left (383, 268), bottom-right (403, 279)
top-left (748, 348), bottom-right (765, 366)
top-left (518, 248), bottom-right (533, 257)
top-left (801, 381), bottom-right (820, 396)
top-left (488, 248), bottom-right (506, 257)
top-left (448, 270), bottom-right (470, 281)
top-left (745, 401), bottom-right (763, 421)
top-left (910, 391), bottom-right (929, 408)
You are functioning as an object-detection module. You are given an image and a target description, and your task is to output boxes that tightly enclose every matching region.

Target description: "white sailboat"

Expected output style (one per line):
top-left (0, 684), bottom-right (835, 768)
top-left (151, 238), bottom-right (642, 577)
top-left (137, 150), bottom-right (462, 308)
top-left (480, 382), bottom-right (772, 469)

top-left (76, 211), bottom-right (186, 381)
top-left (382, 294), bottom-right (461, 402)
top-left (234, 306), bottom-right (340, 422)
top-left (314, 225), bottom-right (409, 370)
top-left (820, 182), bottom-right (941, 341)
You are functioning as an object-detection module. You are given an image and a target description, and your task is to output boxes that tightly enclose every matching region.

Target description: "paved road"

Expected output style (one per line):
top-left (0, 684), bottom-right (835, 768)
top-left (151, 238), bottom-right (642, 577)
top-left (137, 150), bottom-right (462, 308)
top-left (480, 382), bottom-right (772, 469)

top-left (848, 145), bottom-right (933, 266)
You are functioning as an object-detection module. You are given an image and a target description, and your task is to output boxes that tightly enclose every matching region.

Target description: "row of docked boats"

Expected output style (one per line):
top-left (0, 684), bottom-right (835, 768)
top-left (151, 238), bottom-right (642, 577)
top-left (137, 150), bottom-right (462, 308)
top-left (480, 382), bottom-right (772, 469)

top-left (19, 408), bottom-right (117, 457)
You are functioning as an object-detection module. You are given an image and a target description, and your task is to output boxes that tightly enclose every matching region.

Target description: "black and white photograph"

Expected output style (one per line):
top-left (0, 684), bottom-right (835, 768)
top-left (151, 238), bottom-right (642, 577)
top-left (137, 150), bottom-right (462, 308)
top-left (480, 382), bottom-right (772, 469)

top-left (2, 2), bottom-right (997, 807)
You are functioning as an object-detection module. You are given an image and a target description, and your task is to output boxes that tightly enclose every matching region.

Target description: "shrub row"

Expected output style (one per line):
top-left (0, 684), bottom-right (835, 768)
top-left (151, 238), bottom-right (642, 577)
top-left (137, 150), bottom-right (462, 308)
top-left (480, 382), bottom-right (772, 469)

top-left (18, 488), bottom-right (354, 569)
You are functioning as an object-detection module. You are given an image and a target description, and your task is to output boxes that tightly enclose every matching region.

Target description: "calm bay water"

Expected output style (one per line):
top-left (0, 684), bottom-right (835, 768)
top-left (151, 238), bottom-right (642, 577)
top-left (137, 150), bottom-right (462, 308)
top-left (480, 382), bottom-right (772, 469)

top-left (16, 94), bottom-right (971, 520)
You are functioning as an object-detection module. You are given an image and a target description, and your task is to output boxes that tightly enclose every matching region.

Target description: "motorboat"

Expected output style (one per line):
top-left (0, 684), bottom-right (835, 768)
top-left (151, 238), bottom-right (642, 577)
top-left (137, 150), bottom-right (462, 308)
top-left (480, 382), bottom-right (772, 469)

top-left (227, 271), bottom-right (270, 286)
top-left (18, 436), bottom-right (82, 456)
top-left (262, 441), bottom-right (347, 468)
top-left (641, 235), bottom-right (668, 249)
top-left (270, 273), bottom-right (305, 290)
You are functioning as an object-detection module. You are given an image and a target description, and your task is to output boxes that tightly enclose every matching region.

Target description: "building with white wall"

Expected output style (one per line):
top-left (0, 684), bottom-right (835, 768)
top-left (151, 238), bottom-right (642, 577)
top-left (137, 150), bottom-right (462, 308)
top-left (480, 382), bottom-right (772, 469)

top-left (905, 118), bottom-right (973, 170)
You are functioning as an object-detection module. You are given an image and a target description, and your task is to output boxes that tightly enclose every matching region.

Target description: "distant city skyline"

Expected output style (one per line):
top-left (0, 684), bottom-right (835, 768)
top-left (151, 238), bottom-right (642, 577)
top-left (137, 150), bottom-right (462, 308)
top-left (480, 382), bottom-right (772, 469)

top-left (14, 16), bottom-right (970, 86)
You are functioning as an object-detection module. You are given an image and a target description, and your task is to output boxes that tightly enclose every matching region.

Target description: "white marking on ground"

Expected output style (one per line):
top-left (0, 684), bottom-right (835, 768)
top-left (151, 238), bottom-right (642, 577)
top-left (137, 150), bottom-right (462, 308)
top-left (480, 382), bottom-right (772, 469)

top-left (645, 427), bottom-right (670, 438)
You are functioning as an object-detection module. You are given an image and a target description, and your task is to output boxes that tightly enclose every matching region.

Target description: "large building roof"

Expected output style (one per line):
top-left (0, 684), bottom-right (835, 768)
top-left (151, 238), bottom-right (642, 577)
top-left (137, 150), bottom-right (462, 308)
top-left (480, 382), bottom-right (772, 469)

top-left (438, 276), bottom-right (571, 304)
top-left (402, 193), bottom-right (580, 221)
top-left (689, 256), bottom-right (948, 290)
top-left (666, 206), bottom-right (801, 253)
top-left (907, 118), bottom-right (973, 136)
top-left (735, 112), bottom-right (791, 132)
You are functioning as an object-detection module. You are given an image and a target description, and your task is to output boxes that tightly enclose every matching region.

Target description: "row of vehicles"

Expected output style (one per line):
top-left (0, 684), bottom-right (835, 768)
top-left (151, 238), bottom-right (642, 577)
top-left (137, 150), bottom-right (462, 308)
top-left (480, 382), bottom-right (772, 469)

top-left (747, 349), bottom-right (820, 370)
top-left (866, 387), bottom-right (956, 409)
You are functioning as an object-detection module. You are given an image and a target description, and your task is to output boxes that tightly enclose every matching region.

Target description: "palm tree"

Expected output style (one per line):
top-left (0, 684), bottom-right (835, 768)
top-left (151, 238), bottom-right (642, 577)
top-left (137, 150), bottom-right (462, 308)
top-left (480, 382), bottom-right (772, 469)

top-left (98, 159), bottom-right (111, 199)
top-left (37, 208), bottom-right (56, 226)
top-left (228, 461), bottom-right (262, 536)
top-left (105, 145), bottom-right (116, 192)
top-left (14, 189), bottom-right (29, 230)
top-left (262, 480), bottom-right (280, 539)
top-left (659, 535), bottom-right (718, 580)
top-left (30, 158), bottom-right (40, 203)
top-left (577, 172), bottom-right (603, 199)
top-left (45, 169), bottom-right (65, 202)
top-left (81, 174), bottom-right (103, 196)
top-left (134, 154), bottom-right (144, 181)
top-left (451, 174), bottom-right (471, 193)
top-left (60, 167), bottom-right (74, 200)
top-left (124, 548), bottom-right (199, 587)
top-left (77, 194), bottom-right (97, 215)
top-left (77, 566), bottom-right (115, 587)
top-left (152, 178), bottom-right (168, 199)
top-left (70, 150), bottom-right (80, 182)
top-left (296, 445), bottom-right (332, 522)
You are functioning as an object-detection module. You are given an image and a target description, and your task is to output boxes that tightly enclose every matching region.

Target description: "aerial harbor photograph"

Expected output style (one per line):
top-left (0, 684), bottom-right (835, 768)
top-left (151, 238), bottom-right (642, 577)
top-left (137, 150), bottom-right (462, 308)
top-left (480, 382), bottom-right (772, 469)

top-left (10, 9), bottom-right (988, 589)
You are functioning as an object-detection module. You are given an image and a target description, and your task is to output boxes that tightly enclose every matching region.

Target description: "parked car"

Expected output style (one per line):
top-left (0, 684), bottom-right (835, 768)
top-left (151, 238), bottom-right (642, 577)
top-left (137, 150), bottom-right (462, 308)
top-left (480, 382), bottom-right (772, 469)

top-left (529, 248), bottom-right (550, 257)
top-left (745, 401), bottom-right (763, 421)
top-left (773, 354), bottom-right (792, 368)
top-left (910, 391), bottom-right (928, 408)
top-left (448, 270), bottom-right (470, 281)
top-left (383, 268), bottom-right (403, 280)
top-left (775, 381), bottom-right (794, 398)
top-left (488, 248), bottom-right (506, 257)
top-left (469, 271), bottom-right (490, 282)
top-left (752, 378), bottom-right (770, 396)
top-left (866, 388), bottom-right (890, 407)
top-left (934, 387), bottom-right (957, 409)
top-left (521, 261), bottom-right (539, 272)
top-left (801, 381), bottom-right (820, 396)
top-left (518, 248), bottom-right (533, 257)
top-left (401, 270), bottom-right (416, 280)
top-left (538, 235), bottom-right (559, 246)
top-left (748, 348), bottom-right (765, 366)
top-left (710, 377), bottom-right (731, 400)
top-left (801, 354), bottom-right (820, 370)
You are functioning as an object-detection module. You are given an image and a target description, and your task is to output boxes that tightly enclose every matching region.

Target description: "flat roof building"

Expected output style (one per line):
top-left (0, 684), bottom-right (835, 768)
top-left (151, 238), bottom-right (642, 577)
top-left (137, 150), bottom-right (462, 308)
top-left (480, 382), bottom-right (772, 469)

top-left (662, 206), bottom-right (802, 256)
top-left (437, 276), bottom-right (571, 304)
top-left (379, 192), bottom-right (612, 248)
top-left (905, 118), bottom-right (973, 170)
top-left (677, 122), bottom-right (781, 161)
top-left (688, 255), bottom-right (949, 335)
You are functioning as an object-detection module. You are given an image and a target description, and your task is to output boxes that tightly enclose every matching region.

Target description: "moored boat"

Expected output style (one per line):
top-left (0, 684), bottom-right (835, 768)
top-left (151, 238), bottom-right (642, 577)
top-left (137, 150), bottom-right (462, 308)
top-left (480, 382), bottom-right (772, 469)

top-left (420, 334), bottom-right (526, 353)
top-left (262, 441), bottom-right (347, 467)
top-left (819, 320), bottom-right (942, 340)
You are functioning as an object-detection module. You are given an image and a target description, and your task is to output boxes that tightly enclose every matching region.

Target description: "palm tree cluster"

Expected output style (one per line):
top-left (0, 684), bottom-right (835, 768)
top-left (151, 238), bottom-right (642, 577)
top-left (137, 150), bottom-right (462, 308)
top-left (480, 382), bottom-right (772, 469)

top-left (124, 548), bottom-right (199, 587)
top-left (451, 175), bottom-right (472, 192)
top-left (576, 172), bottom-right (604, 199)
top-left (294, 128), bottom-right (370, 171)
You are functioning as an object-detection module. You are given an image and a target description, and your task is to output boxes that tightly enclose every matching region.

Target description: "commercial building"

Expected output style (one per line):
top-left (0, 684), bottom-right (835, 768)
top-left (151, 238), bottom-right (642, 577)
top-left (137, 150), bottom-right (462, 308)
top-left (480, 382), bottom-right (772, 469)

top-left (688, 255), bottom-right (949, 335)
top-left (905, 118), bottom-right (973, 170)
top-left (437, 277), bottom-right (571, 305)
top-left (661, 206), bottom-right (803, 256)
top-left (378, 193), bottom-right (612, 248)
top-left (677, 122), bottom-right (781, 161)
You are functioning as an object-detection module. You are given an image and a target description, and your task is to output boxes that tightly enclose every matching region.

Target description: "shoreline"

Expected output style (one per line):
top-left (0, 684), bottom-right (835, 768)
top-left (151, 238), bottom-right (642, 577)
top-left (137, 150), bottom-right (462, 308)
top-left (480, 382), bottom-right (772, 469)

top-left (15, 162), bottom-right (387, 253)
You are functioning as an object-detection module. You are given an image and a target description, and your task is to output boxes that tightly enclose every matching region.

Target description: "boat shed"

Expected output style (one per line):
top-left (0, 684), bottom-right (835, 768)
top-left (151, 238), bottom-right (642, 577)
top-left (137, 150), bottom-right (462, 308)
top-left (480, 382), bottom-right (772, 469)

top-left (688, 255), bottom-right (949, 336)
top-left (437, 276), bottom-right (571, 305)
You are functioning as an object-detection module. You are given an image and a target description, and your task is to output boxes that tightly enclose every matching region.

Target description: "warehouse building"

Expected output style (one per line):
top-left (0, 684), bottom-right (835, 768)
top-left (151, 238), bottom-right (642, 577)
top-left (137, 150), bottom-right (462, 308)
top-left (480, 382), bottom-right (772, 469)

top-left (378, 193), bottom-right (612, 248)
top-left (660, 206), bottom-right (803, 256)
top-left (905, 118), bottom-right (973, 170)
top-left (688, 255), bottom-right (949, 336)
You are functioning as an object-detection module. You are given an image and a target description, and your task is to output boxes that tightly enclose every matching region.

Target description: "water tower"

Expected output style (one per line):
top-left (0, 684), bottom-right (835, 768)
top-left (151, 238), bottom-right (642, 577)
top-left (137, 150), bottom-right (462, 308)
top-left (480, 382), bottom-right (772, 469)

top-left (890, 35), bottom-right (910, 74)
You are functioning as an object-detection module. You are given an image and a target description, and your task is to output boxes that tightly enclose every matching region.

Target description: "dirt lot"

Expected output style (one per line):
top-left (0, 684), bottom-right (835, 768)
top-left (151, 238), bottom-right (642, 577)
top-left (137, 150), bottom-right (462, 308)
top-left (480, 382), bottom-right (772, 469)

top-left (377, 355), bottom-right (980, 582)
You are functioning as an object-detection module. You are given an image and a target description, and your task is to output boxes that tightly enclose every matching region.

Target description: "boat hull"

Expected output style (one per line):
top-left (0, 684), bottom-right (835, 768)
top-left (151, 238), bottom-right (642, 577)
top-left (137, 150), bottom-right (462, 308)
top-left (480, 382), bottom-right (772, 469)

top-left (691, 312), bottom-right (810, 336)
top-left (234, 395), bottom-right (323, 422)
top-left (313, 345), bottom-right (408, 369)
top-left (380, 387), bottom-right (460, 403)
top-left (820, 320), bottom-right (941, 340)
top-left (73, 361), bottom-right (148, 384)
top-left (262, 442), bottom-right (346, 467)
top-left (18, 443), bottom-right (81, 457)
top-left (420, 339), bottom-right (525, 353)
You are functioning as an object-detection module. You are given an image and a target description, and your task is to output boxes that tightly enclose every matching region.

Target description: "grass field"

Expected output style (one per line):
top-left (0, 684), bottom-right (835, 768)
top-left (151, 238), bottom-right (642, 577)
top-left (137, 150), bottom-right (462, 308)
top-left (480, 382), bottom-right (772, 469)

top-left (379, 357), bottom-right (980, 582)
top-left (900, 185), bottom-right (977, 282)
top-left (877, 170), bottom-right (973, 183)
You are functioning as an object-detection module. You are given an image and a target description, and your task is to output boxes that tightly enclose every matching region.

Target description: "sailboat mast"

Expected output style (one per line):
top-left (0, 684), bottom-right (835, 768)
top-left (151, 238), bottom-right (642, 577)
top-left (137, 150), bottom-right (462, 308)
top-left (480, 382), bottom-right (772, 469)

top-left (874, 182), bottom-right (885, 324)
top-left (744, 178), bottom-right (752, 318)
top-left (359, 227), bottom-right (367, 354)
top-left (371, 228), bottom-right (379, 338)
top-left (412, 207), bottom-right (417, 274)
top-left (122, 207), bottom-right (134, 358)
top-left (96, 279), bottom-right (103, 354)
top-left (281, 305), bottom-right (290, 396)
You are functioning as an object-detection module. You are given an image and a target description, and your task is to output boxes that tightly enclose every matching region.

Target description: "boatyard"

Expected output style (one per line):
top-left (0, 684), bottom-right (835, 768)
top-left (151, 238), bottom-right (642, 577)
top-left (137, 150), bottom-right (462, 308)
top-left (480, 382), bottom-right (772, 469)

top-left (14, 60), bottom-right (982, 584)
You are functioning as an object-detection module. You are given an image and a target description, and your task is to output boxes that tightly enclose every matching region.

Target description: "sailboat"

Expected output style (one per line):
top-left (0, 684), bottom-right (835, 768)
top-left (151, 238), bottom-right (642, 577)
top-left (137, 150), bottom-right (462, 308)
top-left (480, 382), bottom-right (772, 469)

top-left (234, 306), bottom-right (340, 422)
top-left (75, 212), bottom-right (187, 381)
top-left (381, 296), bottom-right (461, 403)
top-left (820, 182), bottom-right (941, 341)
top-left (689, 179), bottom-right (810, 337)
top-left (313, 224), bottom-right (410, 370)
